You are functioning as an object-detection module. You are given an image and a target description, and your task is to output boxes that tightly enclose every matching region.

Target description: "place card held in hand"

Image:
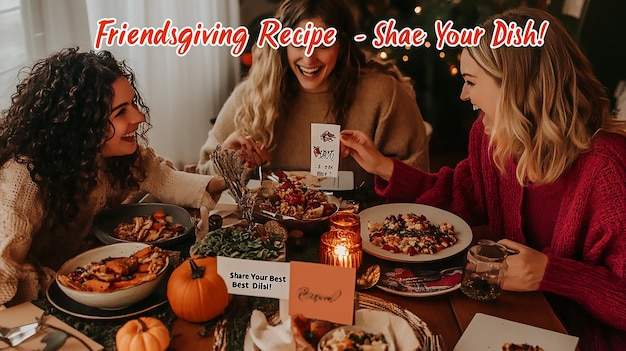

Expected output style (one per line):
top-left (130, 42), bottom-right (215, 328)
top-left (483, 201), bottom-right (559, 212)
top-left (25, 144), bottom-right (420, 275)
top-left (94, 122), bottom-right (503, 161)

top-left (310, 123), bottom-right (340, 178)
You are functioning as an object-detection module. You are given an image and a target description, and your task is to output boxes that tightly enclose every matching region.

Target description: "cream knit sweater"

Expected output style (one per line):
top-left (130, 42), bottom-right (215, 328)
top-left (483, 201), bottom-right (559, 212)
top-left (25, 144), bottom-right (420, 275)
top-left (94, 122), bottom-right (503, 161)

top-left (0, 147), bottom-right (217, 306)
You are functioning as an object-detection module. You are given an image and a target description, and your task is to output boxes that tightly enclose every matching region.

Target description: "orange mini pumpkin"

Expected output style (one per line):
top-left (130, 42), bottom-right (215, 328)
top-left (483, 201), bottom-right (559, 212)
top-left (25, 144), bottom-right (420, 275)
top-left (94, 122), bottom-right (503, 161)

top-left (116, 317), bottom-right (170, 351)
top-left (167, 256), bottom-right (230, 322)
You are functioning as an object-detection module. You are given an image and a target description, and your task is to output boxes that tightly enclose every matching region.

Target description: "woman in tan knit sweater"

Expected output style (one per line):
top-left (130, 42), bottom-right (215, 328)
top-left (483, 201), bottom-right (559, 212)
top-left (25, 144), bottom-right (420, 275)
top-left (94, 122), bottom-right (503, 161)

top-left (0, 48), bottom-right (225, 307)
top-left (197, 0), bottom-right (430, 193)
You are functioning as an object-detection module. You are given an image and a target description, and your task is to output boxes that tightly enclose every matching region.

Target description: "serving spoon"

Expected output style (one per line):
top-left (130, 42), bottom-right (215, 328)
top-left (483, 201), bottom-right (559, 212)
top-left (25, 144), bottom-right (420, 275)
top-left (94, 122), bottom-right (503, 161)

top-left (355, 264), bottom-right (381, 290)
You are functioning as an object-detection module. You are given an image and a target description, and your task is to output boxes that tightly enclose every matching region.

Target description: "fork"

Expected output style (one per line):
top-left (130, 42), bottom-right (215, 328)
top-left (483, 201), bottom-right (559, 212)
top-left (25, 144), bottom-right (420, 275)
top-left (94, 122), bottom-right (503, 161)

top-left (425, 334), bottom-right (446, 351)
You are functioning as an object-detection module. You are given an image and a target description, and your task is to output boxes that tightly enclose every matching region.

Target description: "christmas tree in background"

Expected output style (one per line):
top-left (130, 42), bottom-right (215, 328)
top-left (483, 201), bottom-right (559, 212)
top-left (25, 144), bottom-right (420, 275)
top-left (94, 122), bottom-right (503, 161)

top-left (353, 0), bottom-right (536, 152)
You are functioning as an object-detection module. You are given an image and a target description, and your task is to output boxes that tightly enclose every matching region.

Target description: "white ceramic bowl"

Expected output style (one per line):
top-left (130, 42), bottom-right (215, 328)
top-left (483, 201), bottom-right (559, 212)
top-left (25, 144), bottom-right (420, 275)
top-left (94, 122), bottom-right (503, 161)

top-left (56, 243), bottom-right (169, 310)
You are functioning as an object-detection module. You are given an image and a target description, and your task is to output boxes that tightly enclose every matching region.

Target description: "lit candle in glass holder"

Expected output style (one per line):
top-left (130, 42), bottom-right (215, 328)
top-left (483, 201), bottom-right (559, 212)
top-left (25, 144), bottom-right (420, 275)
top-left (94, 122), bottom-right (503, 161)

top-left (319, 229), bottom-right (362, 269)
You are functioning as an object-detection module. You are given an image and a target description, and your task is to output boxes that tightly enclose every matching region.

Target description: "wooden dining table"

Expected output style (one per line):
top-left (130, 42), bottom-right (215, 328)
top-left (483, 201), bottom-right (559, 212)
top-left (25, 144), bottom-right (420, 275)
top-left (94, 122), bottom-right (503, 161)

top-left (35, 198), bottom-right (569, 351)
top-left (166, 224), bottom-right (569, 351)
top-left (168, 289), bottom-right (566, 350)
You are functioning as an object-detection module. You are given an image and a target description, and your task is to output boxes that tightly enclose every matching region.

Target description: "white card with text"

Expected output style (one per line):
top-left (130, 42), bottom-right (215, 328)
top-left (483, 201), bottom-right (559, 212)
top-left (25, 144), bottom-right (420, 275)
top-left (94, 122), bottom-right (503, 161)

top-left (217, 256), bottom-right (290, 299)
top-left (311, 123), bottom-right (340, 178)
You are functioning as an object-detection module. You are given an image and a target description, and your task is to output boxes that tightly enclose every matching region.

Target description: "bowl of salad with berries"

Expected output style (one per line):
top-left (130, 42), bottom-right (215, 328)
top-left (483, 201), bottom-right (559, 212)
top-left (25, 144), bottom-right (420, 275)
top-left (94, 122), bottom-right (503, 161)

top-left (253, 170), bottom-right (339, 231)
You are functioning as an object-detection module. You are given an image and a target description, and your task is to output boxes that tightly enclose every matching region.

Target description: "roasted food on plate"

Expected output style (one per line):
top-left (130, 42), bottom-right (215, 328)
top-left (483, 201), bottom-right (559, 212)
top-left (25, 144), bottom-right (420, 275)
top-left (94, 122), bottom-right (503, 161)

top-left (289, 314), bottom-right (391, 351)
top-left (317, 325), bottom-right (390, 351)
top-left (290, 314), bottom-right (338, 349)
top-left (256, 170), bottom-right (338, 220)
top-left (57, 245), bottom-right (168, 292)
top-left (368, 213), bottom-right (457, 255)
top-left (113, 209), bottom-right (185, 242)
top-left (502, 343), bottom-right (545, 351)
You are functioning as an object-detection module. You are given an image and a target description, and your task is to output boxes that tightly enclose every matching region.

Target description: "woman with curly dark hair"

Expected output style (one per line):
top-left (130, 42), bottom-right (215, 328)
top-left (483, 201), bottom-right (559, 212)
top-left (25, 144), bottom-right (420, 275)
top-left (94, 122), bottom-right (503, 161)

top-left (0, 48), bottom-right (226, 307)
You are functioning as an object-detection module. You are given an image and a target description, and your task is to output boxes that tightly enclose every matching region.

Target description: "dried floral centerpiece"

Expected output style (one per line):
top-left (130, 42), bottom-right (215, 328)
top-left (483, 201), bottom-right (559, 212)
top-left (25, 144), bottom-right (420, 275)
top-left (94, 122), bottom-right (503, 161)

top-left (194, 146), bottom-right (287, 262)
top-left (210, 145), bottom-right (255, 229)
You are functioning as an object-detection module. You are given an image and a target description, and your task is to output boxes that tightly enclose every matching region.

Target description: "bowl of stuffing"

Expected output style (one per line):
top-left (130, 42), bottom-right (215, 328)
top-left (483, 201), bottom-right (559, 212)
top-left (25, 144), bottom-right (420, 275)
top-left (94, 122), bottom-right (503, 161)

top-left (253, 171), bottom-right (339, 231)
top-left (92, 203), bottom-right (195, 248)
top-left (55, 243), bottom-right (170, 310)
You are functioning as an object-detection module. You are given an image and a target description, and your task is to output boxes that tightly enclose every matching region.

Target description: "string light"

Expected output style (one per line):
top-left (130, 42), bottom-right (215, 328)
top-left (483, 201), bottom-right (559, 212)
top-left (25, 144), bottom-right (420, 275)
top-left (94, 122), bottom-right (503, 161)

top-left (414, 6), bottom-right (422, 15)
top-left (425, 41), bottom-right (431, 48)
top-left (402, 55), bottom-right (409, 62)
top-left (379, 51), bottom-right (389, 60)
top-left (439, 52), bottom-right (446, 59)
top-left (449, 65), bottom-right (458, 76)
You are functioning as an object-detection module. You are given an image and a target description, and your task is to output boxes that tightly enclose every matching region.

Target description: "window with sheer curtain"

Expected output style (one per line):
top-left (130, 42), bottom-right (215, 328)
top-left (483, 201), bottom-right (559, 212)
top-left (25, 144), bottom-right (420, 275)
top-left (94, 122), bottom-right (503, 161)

top-left (7, 0), bottom-right (241, 167)
top-left (0, 0), bottom-right (27, 109)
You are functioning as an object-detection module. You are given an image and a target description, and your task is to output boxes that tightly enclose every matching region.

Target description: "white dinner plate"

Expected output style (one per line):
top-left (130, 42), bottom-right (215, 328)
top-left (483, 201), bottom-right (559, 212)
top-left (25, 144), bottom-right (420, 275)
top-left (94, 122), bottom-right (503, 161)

top-left (359, 203), bottom-right (473, 263)
top-left (454, 313), bottom-right (579, 351)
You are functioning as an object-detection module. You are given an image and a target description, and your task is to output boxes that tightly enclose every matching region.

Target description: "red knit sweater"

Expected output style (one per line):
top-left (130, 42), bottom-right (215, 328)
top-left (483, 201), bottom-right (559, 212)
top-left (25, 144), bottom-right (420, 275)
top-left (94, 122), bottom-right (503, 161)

top-left (375, 116), bottom-right (626, 351)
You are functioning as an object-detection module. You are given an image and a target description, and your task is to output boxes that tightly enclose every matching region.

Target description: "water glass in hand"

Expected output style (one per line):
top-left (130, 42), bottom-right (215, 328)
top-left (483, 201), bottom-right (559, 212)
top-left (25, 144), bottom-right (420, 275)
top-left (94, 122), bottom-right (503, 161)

top-left (460, 240), bottom-right (508, 301)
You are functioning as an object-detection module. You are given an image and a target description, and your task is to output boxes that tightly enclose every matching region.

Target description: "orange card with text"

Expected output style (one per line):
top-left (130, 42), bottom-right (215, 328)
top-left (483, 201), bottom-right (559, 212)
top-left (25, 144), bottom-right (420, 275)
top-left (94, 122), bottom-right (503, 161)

top-left (289, 261), bottom-right (356, 325)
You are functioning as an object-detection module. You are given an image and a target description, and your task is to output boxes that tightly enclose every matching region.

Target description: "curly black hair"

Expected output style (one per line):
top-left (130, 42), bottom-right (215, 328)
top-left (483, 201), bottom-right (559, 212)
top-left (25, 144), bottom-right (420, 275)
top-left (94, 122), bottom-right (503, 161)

top-left (0, 48), bottom-right (151, 228)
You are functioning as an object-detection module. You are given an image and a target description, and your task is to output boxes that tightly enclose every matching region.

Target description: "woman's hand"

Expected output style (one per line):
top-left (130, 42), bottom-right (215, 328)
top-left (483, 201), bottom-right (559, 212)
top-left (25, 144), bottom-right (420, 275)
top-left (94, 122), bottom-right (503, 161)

top-left (206, 176), bottom-right (227, 196)
top-left (340, 130), bottom-right (394, 181)
top-left (498, 239), bottom-right (548, 291)
top-left (222, 131), bottom-right (270, 167)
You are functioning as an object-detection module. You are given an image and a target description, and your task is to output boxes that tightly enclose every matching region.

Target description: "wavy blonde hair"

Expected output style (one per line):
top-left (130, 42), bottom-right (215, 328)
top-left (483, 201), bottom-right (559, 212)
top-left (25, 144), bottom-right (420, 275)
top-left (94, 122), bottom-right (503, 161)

top-left (233, 0), bottom-right (413, 149)
top-left (467, 7), bottom-right (626, 185)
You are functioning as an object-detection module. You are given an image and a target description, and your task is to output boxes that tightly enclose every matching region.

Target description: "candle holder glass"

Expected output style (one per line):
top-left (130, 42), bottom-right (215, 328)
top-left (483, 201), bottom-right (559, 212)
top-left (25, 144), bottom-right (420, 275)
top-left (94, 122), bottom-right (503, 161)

top-left (329, 211), bottom-right (361, 234)
top-left (319, 229), bottom-right (362, 269)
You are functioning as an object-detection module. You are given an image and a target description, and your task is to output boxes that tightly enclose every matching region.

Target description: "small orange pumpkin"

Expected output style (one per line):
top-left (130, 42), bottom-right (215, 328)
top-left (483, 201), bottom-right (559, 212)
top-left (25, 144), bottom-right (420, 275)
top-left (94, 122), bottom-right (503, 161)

top-left (115, 317), bottom-right (170, 351)
top-left (167, 256), bottom-right (230, 322)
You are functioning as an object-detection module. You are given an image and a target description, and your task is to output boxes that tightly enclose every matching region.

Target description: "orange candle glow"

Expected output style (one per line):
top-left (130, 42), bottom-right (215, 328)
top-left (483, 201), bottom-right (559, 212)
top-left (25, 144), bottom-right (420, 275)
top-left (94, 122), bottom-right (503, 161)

top-left (319, 229), bottom-right (362, 269)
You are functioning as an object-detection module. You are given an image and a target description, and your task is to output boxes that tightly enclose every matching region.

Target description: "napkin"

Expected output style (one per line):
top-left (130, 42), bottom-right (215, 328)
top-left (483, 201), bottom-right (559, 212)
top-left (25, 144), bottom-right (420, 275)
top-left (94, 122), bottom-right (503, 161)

top-left (424, 268), bottom-right (462, 288)
top-left (0, 302), bottom-right (103, 351)
top-left (245, 309), bottom-right (421, 351)
top-left (247, 310), bottom-right (296, 351)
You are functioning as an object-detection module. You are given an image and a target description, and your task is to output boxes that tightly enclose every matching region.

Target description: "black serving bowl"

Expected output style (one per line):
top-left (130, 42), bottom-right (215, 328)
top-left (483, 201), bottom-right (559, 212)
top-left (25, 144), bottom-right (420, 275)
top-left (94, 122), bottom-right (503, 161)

top-left (93, 203), bottom-right (195, 248)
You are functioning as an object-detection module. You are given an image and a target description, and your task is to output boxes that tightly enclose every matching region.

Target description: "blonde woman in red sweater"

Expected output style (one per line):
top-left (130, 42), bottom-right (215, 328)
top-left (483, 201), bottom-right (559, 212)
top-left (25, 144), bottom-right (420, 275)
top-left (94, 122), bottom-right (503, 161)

top-left (340, 7), bottom-right (626, 351)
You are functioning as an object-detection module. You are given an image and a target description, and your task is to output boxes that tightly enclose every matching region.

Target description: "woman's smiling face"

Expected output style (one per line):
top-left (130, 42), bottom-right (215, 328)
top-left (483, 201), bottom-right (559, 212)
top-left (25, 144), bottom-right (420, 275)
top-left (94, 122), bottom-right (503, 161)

top-left (286, 17), bottom-right (340, 93)
top-left (101, 77), bottom-right (146, 157)
top-left (459, 49), bottom-right (502, 135)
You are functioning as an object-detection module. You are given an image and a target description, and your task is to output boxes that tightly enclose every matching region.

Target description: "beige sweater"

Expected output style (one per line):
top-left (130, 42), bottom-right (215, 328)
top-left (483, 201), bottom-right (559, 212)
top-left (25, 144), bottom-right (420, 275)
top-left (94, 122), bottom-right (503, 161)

top-left (197, 70), bottom-right (430, 190)
top-left (0, 147), bottom-right (217, 306)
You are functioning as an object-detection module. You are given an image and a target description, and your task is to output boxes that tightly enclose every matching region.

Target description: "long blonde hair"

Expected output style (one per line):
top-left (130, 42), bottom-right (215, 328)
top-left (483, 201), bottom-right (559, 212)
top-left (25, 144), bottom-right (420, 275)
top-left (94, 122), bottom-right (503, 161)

top-left (467, 7), bottom-right (626, 185)
top-left (233, 0), bottom-right (413, 149)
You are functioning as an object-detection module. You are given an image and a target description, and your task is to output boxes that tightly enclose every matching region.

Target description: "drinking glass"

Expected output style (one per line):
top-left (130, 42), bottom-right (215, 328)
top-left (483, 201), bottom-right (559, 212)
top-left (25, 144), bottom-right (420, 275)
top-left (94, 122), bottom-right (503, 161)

top-left (460, 239), bottom-right (508, 301)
